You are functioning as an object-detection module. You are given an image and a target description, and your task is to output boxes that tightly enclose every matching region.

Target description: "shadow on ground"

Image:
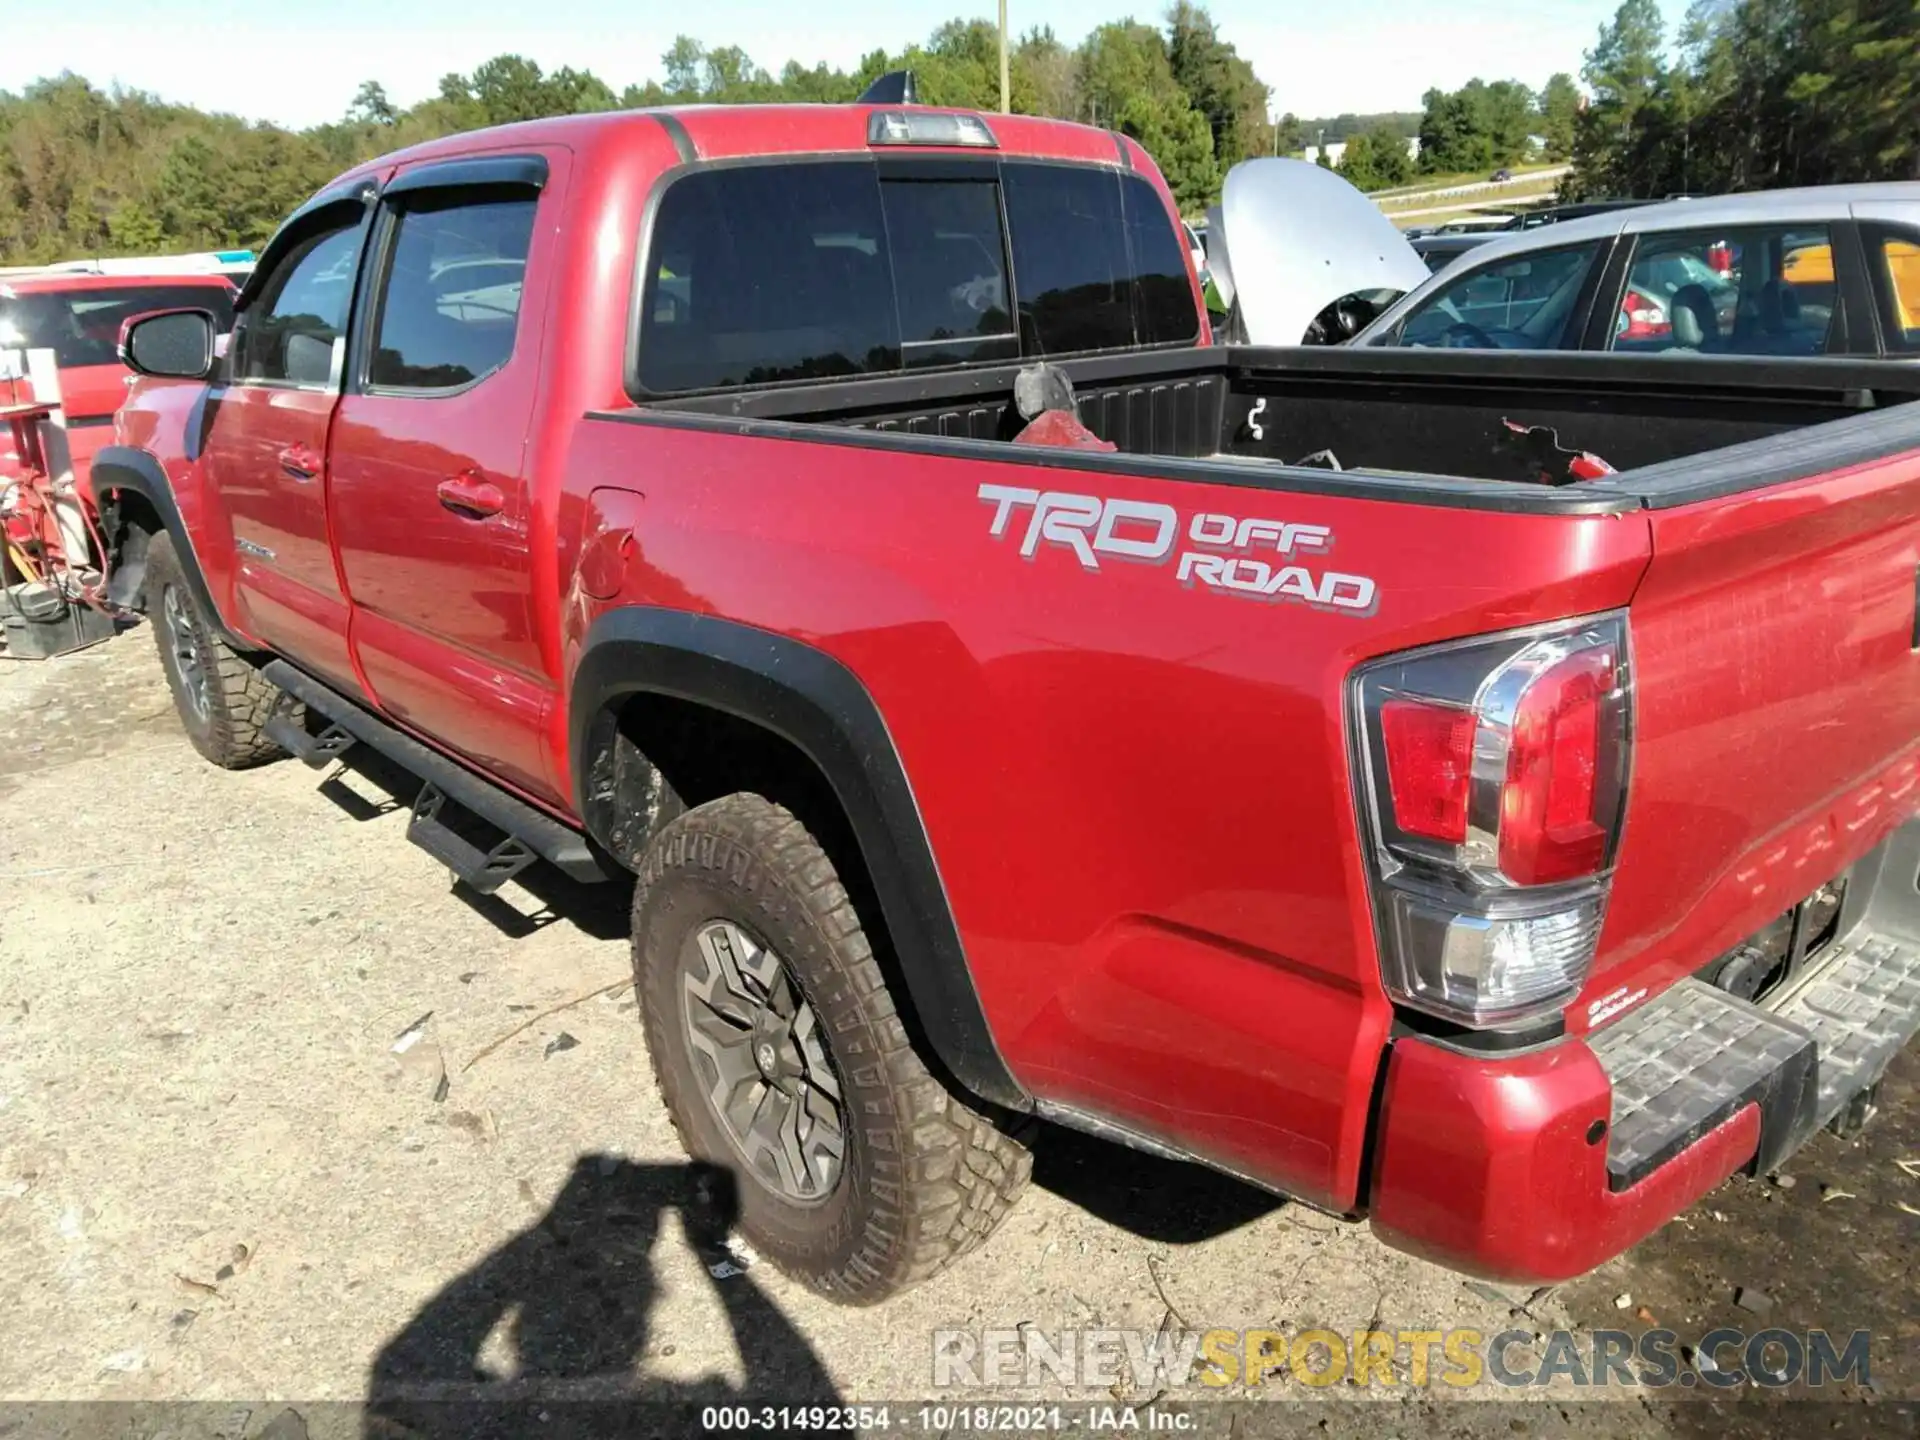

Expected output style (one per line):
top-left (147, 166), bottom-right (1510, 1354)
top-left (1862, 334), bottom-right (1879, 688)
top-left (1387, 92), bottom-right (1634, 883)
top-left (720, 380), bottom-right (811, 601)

top-left (1029, 1121), bottom-right (1283, 1243)
top-left (314, 743), bottom-right (632, 941)
top-left (320, 742), bottom-right (1284, 1250)
top-left (366, 1157), bottom-right (838, 1437)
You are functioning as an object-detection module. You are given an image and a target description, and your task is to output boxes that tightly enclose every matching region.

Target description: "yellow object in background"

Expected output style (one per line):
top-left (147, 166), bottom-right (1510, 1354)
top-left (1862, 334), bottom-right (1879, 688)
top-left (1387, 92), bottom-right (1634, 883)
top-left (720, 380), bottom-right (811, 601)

top-left (1884, 240), bottom-right (1920, 333)
top-left (1781, 242), bottom-right (1834, 284)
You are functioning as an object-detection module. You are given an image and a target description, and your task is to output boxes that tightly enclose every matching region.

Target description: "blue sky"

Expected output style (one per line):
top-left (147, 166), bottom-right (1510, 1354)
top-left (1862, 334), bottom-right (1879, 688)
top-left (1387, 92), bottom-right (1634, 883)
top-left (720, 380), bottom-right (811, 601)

top-left (6, 0), bottom-right (1693, 130)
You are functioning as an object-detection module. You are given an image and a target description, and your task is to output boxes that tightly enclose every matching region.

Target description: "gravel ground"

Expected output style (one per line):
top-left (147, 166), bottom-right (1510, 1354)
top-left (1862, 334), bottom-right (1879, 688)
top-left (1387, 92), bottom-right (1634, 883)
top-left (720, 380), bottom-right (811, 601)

top-left (0, 633), bottom-right (1915, 1437)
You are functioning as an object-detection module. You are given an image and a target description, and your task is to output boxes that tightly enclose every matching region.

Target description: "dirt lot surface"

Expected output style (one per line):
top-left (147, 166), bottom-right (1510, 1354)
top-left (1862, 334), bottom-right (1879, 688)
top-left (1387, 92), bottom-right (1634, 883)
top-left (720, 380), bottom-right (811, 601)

top-left (1, 634), bottom-right (1915, 1437)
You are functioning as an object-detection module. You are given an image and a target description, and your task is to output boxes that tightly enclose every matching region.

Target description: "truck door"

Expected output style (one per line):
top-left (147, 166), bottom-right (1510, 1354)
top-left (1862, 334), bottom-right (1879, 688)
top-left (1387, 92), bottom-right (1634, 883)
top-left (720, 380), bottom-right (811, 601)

top-left (204, 195), bottom-right (374, 690)
top-left (326, 153), bottom-right (559, 801)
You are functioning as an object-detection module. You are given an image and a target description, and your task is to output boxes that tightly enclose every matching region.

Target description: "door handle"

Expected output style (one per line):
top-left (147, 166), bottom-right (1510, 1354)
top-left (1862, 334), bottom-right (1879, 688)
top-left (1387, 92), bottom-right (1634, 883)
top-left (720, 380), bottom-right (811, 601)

top-left (437, 474), bottom-right (506, 518)
top-left (278, 444), bottom-right (320, 480)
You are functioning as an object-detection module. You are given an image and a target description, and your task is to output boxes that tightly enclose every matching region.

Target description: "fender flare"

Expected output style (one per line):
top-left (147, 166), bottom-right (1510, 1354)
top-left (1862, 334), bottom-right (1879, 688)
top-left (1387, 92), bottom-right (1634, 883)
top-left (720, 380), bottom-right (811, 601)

top-left (570, 607), bottom-right (1031, 1113)
top-left (89, 444), bottom-right (245, 648)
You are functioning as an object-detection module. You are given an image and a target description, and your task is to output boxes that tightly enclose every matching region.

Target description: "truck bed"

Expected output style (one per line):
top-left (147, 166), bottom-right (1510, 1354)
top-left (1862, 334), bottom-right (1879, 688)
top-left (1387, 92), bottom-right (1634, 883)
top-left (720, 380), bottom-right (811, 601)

top-left (637, 346), bottom-right (1920, 508)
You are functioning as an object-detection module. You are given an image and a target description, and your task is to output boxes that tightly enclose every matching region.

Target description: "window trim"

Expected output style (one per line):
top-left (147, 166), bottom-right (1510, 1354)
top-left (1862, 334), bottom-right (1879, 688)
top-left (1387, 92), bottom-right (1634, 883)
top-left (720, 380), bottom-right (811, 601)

top-left (235, 182), bottom-right (377, 315)
top-left (229, 210), bottom-right (373, 393)
top-left (349, 181), bottom-right (543, 401)
top-left (622, 151), bottom-right (1197, 404)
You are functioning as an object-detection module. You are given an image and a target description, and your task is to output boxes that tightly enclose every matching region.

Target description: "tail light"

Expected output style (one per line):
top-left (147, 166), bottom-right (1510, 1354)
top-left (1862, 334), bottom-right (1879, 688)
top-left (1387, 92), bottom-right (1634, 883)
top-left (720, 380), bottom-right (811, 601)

top-left (1351, 615), bottom-right (1632, 1028)
top-left (1617, 291), bottom-right (1669, 340)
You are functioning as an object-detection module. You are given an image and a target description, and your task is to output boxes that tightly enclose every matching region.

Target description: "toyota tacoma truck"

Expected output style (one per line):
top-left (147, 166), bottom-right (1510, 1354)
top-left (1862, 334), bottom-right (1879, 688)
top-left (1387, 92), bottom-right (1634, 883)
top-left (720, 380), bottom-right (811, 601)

top-left (93, 95), bottom-right (1920, 1303)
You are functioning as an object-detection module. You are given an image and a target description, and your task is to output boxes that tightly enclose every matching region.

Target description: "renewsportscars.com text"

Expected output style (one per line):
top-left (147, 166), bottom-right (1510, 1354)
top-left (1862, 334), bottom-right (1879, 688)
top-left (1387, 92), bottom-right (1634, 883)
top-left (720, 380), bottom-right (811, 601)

top-left (932, 1326), bottom-right (1871, 1391)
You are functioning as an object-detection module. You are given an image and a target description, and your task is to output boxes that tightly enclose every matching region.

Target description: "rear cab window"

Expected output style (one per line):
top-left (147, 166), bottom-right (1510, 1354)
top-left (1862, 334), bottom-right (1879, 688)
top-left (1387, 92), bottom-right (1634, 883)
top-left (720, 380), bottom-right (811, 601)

top-left (635, 157), bottom-right (1197, 396)
top-left (0, 283), bottom-right (236, 369)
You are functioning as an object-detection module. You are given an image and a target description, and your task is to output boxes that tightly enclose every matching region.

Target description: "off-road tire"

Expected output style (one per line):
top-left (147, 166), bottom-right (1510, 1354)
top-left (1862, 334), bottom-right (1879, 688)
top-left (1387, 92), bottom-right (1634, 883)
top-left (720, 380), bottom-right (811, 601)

top-left (145, 530), bottom-right (290, 769)
top-left (632, 792), bottom-right (1032, 1303)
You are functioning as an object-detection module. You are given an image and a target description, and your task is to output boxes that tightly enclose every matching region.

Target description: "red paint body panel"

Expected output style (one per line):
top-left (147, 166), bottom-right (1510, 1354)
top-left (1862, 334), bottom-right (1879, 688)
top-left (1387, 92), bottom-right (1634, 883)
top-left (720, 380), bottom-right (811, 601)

top-left (1581, 449), bottom-right (1920, 1030)
top-left (327, 145), bottom-right (571, 797)
top-left (206, 384), bottom-right (358, 690)
top-left (1370, 1035), bottom-right (1761, 1282)
top-left (101, 104), bottom-right (1920, 1277)
top-left (558, 418), bottom-right (1654, 1207)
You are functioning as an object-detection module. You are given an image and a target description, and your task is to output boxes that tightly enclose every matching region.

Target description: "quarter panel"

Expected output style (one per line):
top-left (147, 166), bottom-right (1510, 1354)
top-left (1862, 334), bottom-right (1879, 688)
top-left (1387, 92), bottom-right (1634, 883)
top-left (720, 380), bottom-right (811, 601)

top-left (562, 415), bottom-right (1653, 1207)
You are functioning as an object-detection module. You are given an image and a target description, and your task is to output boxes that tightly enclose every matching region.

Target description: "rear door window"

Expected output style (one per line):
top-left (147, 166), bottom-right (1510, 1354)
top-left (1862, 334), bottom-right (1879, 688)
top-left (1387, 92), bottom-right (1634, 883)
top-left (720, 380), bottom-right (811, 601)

top-left (0, 284), bottom-right (236, 369)
top-left (1610, 225), bottom-right (1835, 356)
top-left (1387, 243), bottom-right (1601, 350)
top-left (1865, 225), bottom-right (1920, 352)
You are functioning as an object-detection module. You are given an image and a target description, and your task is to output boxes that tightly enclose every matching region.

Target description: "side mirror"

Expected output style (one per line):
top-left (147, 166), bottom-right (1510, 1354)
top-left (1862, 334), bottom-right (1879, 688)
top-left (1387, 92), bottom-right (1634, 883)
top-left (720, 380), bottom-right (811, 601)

top-left (120, 308), bottom-right (217, 380)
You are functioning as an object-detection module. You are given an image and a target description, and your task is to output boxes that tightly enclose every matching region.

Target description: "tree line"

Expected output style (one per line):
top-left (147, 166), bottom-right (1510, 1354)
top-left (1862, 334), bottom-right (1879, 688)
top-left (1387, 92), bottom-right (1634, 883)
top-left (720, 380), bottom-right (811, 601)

top-left (2, 0), bottom-right (1912, 266)
top-left (1566, 0), bottom-right (1917, 200)
top-left (0, 4), bottom-right (1275, 263)
top-left (1330, 0), bottom-right (1915, 198)
top-left (1329, 76), bottom-right (1579, 192)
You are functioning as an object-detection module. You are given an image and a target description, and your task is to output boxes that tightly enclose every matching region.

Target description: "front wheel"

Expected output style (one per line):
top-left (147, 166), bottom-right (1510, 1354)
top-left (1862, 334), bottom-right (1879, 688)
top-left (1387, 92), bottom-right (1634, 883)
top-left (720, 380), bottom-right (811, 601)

top-left (145, 530), bottom-right (292, 769)
top-left (632, 793), bottom-right (1032, 1303)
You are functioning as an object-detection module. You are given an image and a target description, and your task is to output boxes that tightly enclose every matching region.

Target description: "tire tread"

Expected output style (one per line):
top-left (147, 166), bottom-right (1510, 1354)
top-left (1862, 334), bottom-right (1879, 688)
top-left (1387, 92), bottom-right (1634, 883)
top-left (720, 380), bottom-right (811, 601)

top-left (633, 792), bottom-right (1031, 1302)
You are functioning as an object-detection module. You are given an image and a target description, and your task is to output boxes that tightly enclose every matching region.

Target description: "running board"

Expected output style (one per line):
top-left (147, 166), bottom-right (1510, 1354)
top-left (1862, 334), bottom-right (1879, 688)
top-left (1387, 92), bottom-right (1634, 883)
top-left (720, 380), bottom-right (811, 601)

top-left (263, 699), bottom-right (357, 771)
top-left (261, 659), bottom-right (606, 883)
top-left (408, 783), bottom-right (539, 894)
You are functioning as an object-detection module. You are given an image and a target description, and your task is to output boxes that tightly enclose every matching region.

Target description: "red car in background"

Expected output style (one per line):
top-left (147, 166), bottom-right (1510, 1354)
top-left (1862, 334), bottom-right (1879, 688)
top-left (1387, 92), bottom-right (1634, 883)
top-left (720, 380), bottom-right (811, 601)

top-left (1, 272), bottom-right (237, 484)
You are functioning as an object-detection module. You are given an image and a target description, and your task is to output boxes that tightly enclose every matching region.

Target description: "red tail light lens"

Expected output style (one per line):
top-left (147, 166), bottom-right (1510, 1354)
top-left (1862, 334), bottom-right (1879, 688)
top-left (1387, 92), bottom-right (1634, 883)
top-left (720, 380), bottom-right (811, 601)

top-left (1351, 616), bottom-right (1632, 1028)
top-left (1380, 698), bottom-right (1475, 843)
top-left (1499, 648), bottom-right (1614, 885)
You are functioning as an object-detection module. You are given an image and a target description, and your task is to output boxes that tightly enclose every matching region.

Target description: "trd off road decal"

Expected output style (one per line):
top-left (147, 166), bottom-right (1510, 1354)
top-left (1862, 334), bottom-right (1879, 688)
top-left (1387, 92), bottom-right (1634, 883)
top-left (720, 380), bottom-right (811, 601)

top-left (977, 484), bottom-right (1377, 615)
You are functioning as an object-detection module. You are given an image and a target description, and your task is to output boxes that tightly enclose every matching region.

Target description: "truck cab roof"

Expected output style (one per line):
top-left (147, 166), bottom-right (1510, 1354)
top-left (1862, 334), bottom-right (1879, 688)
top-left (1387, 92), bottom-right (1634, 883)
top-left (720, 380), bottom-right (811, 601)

top-left (326, 104), bottom-right (1148, 192)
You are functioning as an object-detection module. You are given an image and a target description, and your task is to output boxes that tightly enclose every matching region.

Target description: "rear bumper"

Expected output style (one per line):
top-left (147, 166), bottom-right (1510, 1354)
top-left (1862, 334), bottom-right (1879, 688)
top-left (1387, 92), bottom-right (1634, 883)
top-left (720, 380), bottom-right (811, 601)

top-left (1368, 825), bottom-right (1920, 1283)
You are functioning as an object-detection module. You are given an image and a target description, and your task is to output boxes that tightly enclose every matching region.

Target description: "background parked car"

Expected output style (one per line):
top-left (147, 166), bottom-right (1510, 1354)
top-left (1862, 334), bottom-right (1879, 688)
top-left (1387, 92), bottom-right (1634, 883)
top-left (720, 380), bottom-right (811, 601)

top-left (1409, 233), bottom-right (1498, 272)
top-left (0, 271), bottom-right (238, 483)
top-left (1501, 199), bottom-right (1652, 231)
top-left (1354, 182), bottom-right (1920, 358)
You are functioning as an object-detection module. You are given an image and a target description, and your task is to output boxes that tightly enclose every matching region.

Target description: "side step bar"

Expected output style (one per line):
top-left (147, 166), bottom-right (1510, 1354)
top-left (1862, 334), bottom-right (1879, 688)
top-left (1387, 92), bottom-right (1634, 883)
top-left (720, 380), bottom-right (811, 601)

top-left (261, 659), bottom-right (606, 885)
top-left (407, 782), bottom-right (539, 895)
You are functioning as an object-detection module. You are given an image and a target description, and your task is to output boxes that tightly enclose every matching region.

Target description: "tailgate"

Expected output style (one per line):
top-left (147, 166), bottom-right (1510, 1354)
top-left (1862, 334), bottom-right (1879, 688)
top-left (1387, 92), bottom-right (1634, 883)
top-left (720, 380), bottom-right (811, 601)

top-left (1587, 439), bottom-right (1920, 1019)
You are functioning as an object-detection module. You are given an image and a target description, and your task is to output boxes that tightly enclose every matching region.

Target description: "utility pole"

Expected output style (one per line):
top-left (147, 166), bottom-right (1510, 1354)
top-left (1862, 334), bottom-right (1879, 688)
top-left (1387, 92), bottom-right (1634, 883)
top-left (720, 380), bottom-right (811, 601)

top-left (999, 0), bottom-right (1010, 113)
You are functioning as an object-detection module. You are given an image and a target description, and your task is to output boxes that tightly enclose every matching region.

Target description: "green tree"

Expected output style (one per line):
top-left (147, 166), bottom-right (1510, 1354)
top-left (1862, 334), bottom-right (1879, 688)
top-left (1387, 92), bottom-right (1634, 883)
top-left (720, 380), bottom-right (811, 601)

top-left (1013, 27), bottom-right (1080, 118)
top-left (1080, 20), bottom-right (1219, 207)
top-left (1570, 0), bottom-right (1668, 197)
top-left (1165, 1), bottom-right (1270, 170)
top-left (349, 80), bottom-right (398, 127)
top-left (1338, 124), bottom-right (1413, 190)
top-left (1537, 72), bottom-right (1580, 160)
top-left (1271, 111), bottom-right (1304, 156)
top-left (662, 36), bottom-right (706, 98)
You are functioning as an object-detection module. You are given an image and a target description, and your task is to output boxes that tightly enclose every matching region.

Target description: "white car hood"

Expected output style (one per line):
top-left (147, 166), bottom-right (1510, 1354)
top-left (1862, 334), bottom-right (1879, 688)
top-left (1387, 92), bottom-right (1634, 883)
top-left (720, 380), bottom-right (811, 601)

top-left (1207, 158), bottom-right (1427, 345)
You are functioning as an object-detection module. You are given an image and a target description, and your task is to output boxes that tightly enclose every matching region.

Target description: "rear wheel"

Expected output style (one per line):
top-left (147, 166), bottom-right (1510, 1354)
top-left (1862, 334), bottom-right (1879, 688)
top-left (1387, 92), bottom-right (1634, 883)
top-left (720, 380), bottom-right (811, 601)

top-left (632, 792), bottom-right (1031, 1303)
top-left (145, 530), bottom-right (291, 769)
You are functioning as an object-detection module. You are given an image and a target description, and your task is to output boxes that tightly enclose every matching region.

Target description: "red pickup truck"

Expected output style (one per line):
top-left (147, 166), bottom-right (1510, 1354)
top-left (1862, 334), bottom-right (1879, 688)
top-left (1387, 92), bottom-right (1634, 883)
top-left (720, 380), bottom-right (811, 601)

top-left (96, 98), bottom-right (1920, 1303)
